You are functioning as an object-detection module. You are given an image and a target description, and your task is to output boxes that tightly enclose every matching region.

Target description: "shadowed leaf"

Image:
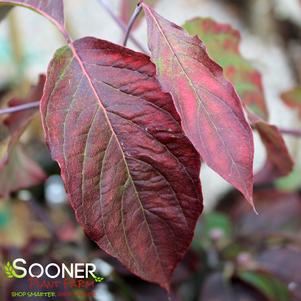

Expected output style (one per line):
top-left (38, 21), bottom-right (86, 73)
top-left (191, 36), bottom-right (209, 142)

top-left (142, 4), bottom-right (254, 206)
top-left (41, 37), bottom-right (203, 291)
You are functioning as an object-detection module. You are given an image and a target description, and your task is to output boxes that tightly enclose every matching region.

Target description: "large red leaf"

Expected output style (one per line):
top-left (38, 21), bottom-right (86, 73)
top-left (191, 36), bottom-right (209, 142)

top-left (0, 0), bottom-right (64, 31)
top-left (41, 37), bottom-right (203, 290)
top-left (142, 4), bottom-right (254, 205)
top-left (182, 17), bottom-right (293, 179)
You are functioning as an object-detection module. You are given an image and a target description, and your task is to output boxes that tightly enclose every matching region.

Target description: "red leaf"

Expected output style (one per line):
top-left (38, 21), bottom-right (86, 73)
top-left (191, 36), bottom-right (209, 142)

top-left (142, 4), bottom-right (254, 205)
top-left (0, 145), bottom-right (46, 197)
top-left (0, 74), bottom-right (45, 168)
top-left (41, 37), bottom-right (203, 290)
top-left (255, 122), bottom-right (293, 178)
top-left (0, 0), bottom-right (64, 29)
top-left (182, 17), bottom-right (293, 179)
top-left (0, 75), bottom-right (46, 196)
top-left (248, 112), bottom-right (293, 181)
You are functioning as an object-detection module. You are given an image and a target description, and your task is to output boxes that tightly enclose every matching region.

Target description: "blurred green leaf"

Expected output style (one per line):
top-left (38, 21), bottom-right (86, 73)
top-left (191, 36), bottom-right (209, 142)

top-left (203, 212), bottom-right (232, 238)
top-left (276, 168), bottom-right (301, 192)
top-left (239, 271), bottom-right (291, 301)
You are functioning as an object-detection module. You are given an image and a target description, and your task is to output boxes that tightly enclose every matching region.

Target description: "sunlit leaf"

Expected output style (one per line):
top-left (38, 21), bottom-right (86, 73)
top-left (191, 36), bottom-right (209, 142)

top-left (142, 4), bottom-right (254, 206)
top-left (183, 17), bottom-right (293, 179)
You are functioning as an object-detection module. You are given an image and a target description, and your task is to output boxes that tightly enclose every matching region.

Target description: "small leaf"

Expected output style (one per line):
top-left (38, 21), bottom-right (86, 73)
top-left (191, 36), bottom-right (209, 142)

top-left (4, 262), bottom-right (15, 278)
top-left (41, 37), bottom-right (203, 290)
top-left (142, 4), bottom-right (254, 206)
top-left (0, 0), bottom-right (65, 30)
top-left (254, 121), bottom-right (293, 179)
top-left (281, 87), bottom-right (301, 118)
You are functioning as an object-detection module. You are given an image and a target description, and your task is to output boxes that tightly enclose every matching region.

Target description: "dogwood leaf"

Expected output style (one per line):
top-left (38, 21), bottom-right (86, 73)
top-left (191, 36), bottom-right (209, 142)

top-left (142, 4), bottom-right (254, 206)
top-left (41, 37), bottom-right (203, 290)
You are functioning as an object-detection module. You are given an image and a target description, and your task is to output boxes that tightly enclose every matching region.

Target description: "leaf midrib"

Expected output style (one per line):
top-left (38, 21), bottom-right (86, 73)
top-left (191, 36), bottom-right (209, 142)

top-left (68, 42), bottom-right (169, 283)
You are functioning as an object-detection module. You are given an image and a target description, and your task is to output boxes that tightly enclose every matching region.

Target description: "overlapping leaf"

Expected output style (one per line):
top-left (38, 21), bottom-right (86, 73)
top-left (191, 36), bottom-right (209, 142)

top-left (41, 37), bottom-right (203, 290)
top-left (142, 4), bottom-right (254, 205)
top-left (183, 17), bottom-right (293, 178)
top-left (281, 87), bottom-right (301, 118)
top-left (0, 0), bottom-right (65, 31)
